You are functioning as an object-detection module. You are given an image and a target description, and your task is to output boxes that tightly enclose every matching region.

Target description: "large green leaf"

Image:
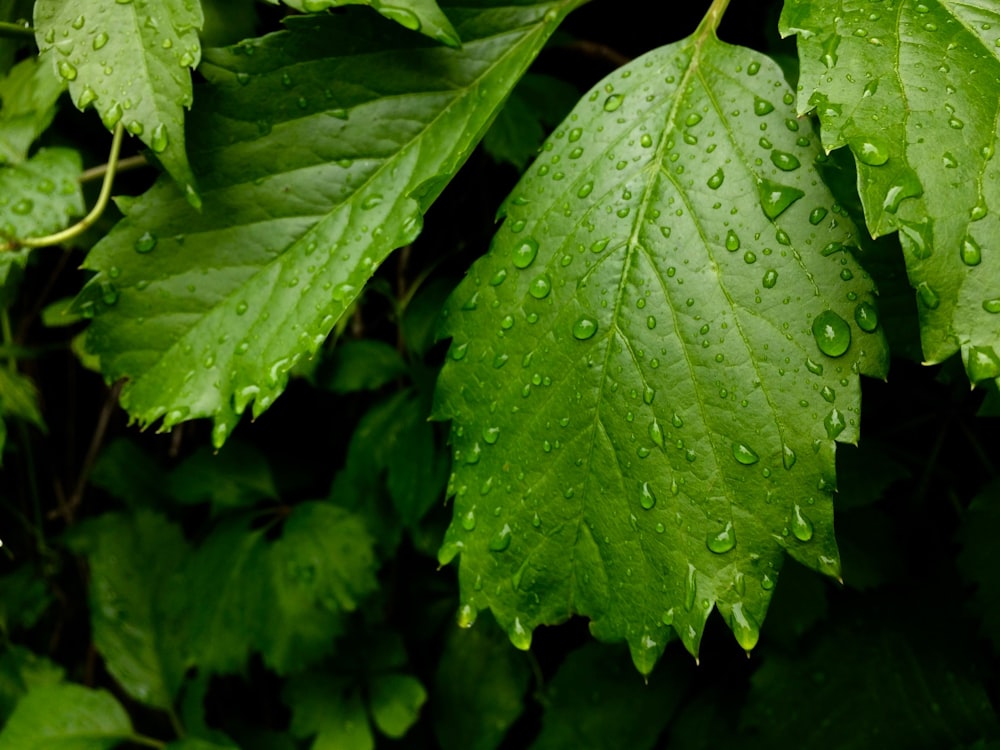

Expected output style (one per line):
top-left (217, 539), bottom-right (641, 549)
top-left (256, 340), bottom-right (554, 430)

top-left (67, 511), bottom-right (190, 709)
top-left (33, 0), bottom-right (203, 199)
top-left (780, 0), bottom-right (1000, 382)
top-left (0, 683), bottom-right (133, 750)
top-left (0, 57), bottom-right (64, 164)
top-left (0, 148), bottom-right (84, 242)
top-left (434, 11), bottom-right (888, 667)
top-left (275, 0), bottom-right (461, 47)
top-left (78, 0), bottom-right (585, 448)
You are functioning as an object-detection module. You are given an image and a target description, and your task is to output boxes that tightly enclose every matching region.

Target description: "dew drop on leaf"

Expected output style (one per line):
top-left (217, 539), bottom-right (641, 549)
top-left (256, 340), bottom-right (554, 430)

top-left (729, 603), bottom-right (759, 652)
top-left (824, 407), bottom-right (845, 439)
top-left (961, 235), bottom-right (982, 266)
top-left (757, 178), bottom-right (804, 219)
top-left (639, 481), bottom-right (657, 510)
top-left (603, 93), bottom-right (624, 112)
top-left (529, 274), bottom-right (551, 299)
top-left (707, 168), bottom-right (724, 189)
top-left (850, 137), bottom-right (889, 166)
top-left (753, 95), bottom-right (774, 115)
top-left (811, 309), bottom-right (851, 357)
top-left (134, 231), bottom-right (157, 254)
top-left (572, 316), bottom-right (598, 340)
top-left (770, 150), bottom-right (801, 171)
top-left (854, 301), bottom-right (879, 332)
top-left (725, 229), bottom-right (740, 251)
top-left (782, 444), bottom-right (797, 470)
top-left (982, 299), bottom-right (1000, 314)
top-left (809, 207), bottom-right (828, 225)
top-left (512, 238), bottom-right (539, 268)
top-left (732, 442), bottom-right (759, 465)
top-left (791, 504), bottom-right (814, 541)
top-left (762, 269), bottom-right (778, 288)
top-left (917, 282), bottom-right (940, 310)
top-left (706, 521), bottom-right (736, 554)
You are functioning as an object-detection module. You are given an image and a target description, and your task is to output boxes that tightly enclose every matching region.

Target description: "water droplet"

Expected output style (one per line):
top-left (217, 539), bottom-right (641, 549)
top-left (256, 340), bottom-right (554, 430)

top-left (898, 219), bottom-right (933, 260)
top-left (882, 169), bottom-right (923, 213)
top-left (725, 229), bottom-right (740, 251)
top-left (811, 310), bottom-right (851, 357)
top-left (640, 482), bottom-right (657, 510)
top-left (707, 168), bottom-right (724, 189)
top-left (529, 274), bottom-right (551, 299)
top-left (762, 269), bottom-right (778, 288)
top-left (732, 442), bottom-right (759, 465)
top-left (11, 198), bottom-right (32, 215)
top-left (824, 407), bottom-right (845, 439)
top-left (685, 113), bottom-right (702, 127)
top-left (93, 31), bottom-right (109, 50)
top-left (134, 231), bottom-right (157, 253)
top-left (792, 504), bottom-right (814, 541)
top-left (572, 317), bottom-right (598, 340)
top-left (509, 617), bottom-right (531, 650)
top-left (457, 603), bottom-right (476, 628)
top-left (381, 5), bottom-right (421, 30)
top-left (729, 603), bottom-right (759, 652)
top-left (100, 282), bottom-right (118, 306)
top-left (482, 426), bottom-right (500, 444)
top-left (809, 207), bottom-right (828, 225)
top-left (917, 282), bottom-right (940, 309)
top-left (853, 301), bottom-right (879, 332)
top-left (57, 60), bottom-right (77, 81)
top-left (513, 238), bottom-right (539, 269)
top-left (577, 182), bottom-right (593, 198)
top-left (706, 521), bottom-right (736, 554)
top-left (770, 150), bottom-right (801, 171)
top-left (982, 299), bottom-right (1000, 314)
top-left (684, 564), bottom-right (697, 611)
top-left (851, 137), bottom-right (889, 166)
top-left (782, 444), bottom-right (797, 469)
top-left (603, 94), bottom-right (624, 112)
top-left (968, 346), bottom-right (1000, 382)
top-left (757, 178), bottom-right (804, 219)
top-left (126, 120), bottom-right (144, 136)
top-left (450, 342), bottom-right (468, 360)
top-left (461, 508), bottom-right (476, 531)
top-left (489, 524), bottom-right (512, 552)
top-left (821, 34), bottom-right (840, 68)
top-left (648, 420), bottom-right (664, 447)
top-left (961, 235), bottom-right (982, 266)
top-left (753, 96), bottom-right (774, 116)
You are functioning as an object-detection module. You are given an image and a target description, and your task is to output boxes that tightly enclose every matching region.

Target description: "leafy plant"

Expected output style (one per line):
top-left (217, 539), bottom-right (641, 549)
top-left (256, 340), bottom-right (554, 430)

top-left (0, 0), bottom-right (997, 747)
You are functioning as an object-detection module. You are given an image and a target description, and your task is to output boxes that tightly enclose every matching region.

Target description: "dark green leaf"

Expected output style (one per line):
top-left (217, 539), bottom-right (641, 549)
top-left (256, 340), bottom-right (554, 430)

top-left (368, 673), bottom-right (427, 739)
top-left (781, 0), bottom-right (1000, 384)
top-left (34, 0), bottom-right (203, 197)
top-left (433, 617), bottom-right (531, 750)
top-left (319, 339), bottom-right (408, 394)
top-left (167, 740), bottom-right (240, 750)
top-left (277, 0), bottom-right (461, 48)
top-left (959, 480), bottom-right (1000, 655)
top-left (78, 0), bottom-right (585, 448)
top-left (0, 57), bottom-right (64, 164)
top-left (90, 438), bottom-right (171, 509)
top-left (0, 566), bottom-right (51, 634)
top-left (0, 683), bottom-right (133, 750)
top-left (435, 15), bottom-right (887, 667)
top-left (67, 511), bottom-right (190, 708)
top-left (169, 442), bottom-right (277, 514)
top-left (284, 672), bottom-right (374, 750)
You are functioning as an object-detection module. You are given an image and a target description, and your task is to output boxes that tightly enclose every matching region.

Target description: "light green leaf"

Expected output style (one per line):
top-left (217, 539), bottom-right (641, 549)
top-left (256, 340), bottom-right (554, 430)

top-left (368, 674), bottom-right (426, 739)
top-left (529, 642), bottom-right (688, 750)
top-left (262, 502), bottom-right (378, 673)
top-left (276, 0), bottom-right (461, 48)
top-left (433, 617), bottom-right (531, 750)
top-left (0, 148), bottom-right (84, 242)
top-left (76, 0), bottom-right (584, 449)
top-left (33, 0), bottom-right (203, 199)
top-left (284, 672), bottom-right (374, 750)
top-left (780, 0), bottom-right (1000, 382)
top-left (434, 15), bottom-right (888, 666)
top-left (0, 645), bottom-right (64, 721)
top-left (67, 511), bottom-right (190, 709)
top-left (0, 56), bottom-right (64, 164)
top-left (0, 683), bottom-right (133, 750)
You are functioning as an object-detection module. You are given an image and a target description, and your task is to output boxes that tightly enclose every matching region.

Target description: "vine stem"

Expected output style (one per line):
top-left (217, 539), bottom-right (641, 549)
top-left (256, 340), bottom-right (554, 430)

top-left (699, 0), bottom-right (732, 35)
top-left (8, 123), bottom-right (125, 250)
top-left (0, 21), bottom-right (32, 39)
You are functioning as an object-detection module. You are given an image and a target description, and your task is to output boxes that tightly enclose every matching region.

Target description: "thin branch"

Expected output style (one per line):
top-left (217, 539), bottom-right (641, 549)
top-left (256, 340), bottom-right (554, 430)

top-left (0, 21), bottom-right (33, 40)
top-left (80, 153), bottom-right (148, 184)
top-left (562, 39), bottom-right (631, 68)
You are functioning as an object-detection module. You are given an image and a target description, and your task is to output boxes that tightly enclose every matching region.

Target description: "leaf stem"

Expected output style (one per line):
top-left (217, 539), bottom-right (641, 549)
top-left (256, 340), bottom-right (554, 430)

top-left (127, 734), bottom-right (167, 750)
top-left (0, 21), bottom-right (33, 40)
top-left (699, 0), bottom-right (732, 35)
top-left (10, 123), bottom-right (125, 250)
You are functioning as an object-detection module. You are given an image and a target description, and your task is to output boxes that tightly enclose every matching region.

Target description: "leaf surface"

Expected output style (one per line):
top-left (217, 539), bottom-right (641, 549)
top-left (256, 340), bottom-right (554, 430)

top-left (435, 17), bottom-right (888, 665)
top-left (33, 0), bottom-right (203, 198)
top-left (0, 57), bottom-right (64, 164)
top-left (78, 0), bottom-right (584, 447)
top-left (67, 511), bottom-right (190, 709)
top-left (0, 148), bottom-right (84, 242)
top-left (277, 0), bottom-right (461, 47)
top-left (781, 0), bottom-right (1000, 380)
top-left (284, 672), bottom-right (374, 750)
top-left (0, 683), bottom-right (132, 750)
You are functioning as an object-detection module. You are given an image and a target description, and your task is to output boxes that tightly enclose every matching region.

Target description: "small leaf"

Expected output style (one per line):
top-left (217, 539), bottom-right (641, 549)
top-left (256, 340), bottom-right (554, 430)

top-left (67, 511), bottom-right (190, 708)
top-left (319, 339), bottom-right (408, 394)
top-left (0, 646), bottom-right (64, 721)
top-left (368, 674), bottom-right (427, 739)
top-left (169, 442), bottom-right (277, 514)
top-left (433, 617), bottom-right (531, 750)
top-left (0, 683), bottom-right (133, 750)
top-left (77, 0), bottom-right (584, 448)
top-left (284, 672), bottom-right (374, 750)
top-left (33, 0), bottom-right (203, 198)
top-left (435, 16), bottom-right (887, 662)
top-left (781, 0), bottom-right (1000, 383)
top-left (0, 567), bottom-right (52, 634)
top-left (0, 57), bottom-right (64, 164)
top-left (90, 438), bottom-right (171, 509)
top-left (0, 148), bottom-right (84, 242)
top-left (277, 0), bottom-right (461, 48)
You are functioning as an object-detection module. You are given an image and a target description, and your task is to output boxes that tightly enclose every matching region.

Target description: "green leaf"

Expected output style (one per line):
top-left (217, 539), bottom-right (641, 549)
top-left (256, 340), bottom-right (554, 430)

top-left (67, 511), bottom-right (190, 709)
top-left (319, 339), bottom-right (408, 394)
top-left (262, 502), bottom-right (378, 673)
top-left (169, 442), bottom-right (277, 514)
top-left (0, 683), bottom-right (133, 750)
top-left (780, 0), bottom-right (1000, 382)
top-left (33, 0), bottom-right (203, 198)
top-left (959, 480), bottom-right (1000, 655)
top-left (483, 73), bottom-right (579, 171)
top-left (740, 608), bottom-right (998, 748)
top-left (77, 0), bottom-right (584, 448)
top-left (284, 672), bottom-right (374, 750)
top-left (0, 148), bottom-right (84, 242)
top-left (90, 438), bottom-right (171, 509)
top-left (529, 642), bottom-right (688, 750)
top-left (0, 646), bottom-right (64, 721)
top-left (433, 617), bottom-right (531, 750)
top-left (434, 16), bottom-right (888, 666)
top-left (0, 57), bottom-right (64, 164)
top-left (369, 674), bottom-right (426, 739)
top-left (276, 0), bottom-right (461, 48)
top-left (0, 566), bottom-right (52, 634)
top-left (0, 366), bottom-right (43, 457)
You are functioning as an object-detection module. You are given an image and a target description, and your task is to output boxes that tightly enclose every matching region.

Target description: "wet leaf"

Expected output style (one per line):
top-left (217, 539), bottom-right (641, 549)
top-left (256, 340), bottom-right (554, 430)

top-left (435, 13), bottom-right (887, 666)
top-left (0, 683), bottom-right (133, 749)
top-left (276, 0), bottom-right (461, 48)
top-left (0, 57), bottom-right (64, 164)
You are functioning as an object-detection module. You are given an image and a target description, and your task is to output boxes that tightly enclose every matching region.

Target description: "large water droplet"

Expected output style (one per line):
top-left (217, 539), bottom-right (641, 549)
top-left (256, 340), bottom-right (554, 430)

top-left (150, 123), bottom-right (168, 153)
top-left (809, 207), bottom-right (828, 225)
top-left (770, 150), bottom-right (801, 171)
top-left (917, 282), bottom-right (940, 309)
top-left (757, 178), bottom-right (804, 220)
top-left (640, 482), bottom-right (657, 510)
top-left (882, 169), bottom-right (923, 213)
top-left (707, 168), bottom-right (724, 189)
top-left (854, 301), bottom-right (879, 332)
top-left (753, 96), bottom-right (774, 116)
top-left (791, 504), bottom-right (814, 541)
top-left (725, 229), bottom-right (740, 251)
top-left (529, 274), bottom-right (551, 299)
top-left (782, 444), bottom-right (796, 469)
top-left (729, 603), bottom-right (759, 652)
top-left (572, 317), bottom-right (598, 340)
top-left (706, 521), bottom-right (736, 554)
top-left (762, 269), bottom-right (778, 288)
top-left (134, 231), bottom-right (157, 253)
top-left (461, 508), bottom-right (476, 531)
top-left (968, 346), bottom-right (1000, 382)
top-left (961, 235), bottom-right (982, 266)
top-left (684, 564), bottom-right (697, 611)
top-left (732, 442), bottom-right (759, 465)
top-left (824, 408), bottom-right (845, 439)
top-left (648, 420), bottom-right (664, 448)
top-left (898, 219), bottom-right (933, 260)
top-left (513, 238), bottom-right (539, 269)
top-left (57, 60), bottom-right (78, 81)
top-left (811, 310), bottom-right (851, 357)
top-left (603, 94), bottom-right (624, 112)
top-left (851, 137), bottom-right (889, 166)
top-left (489, 523), bottom-right (512, 552)
top-left (982, 299), bottom-right (1000, 314)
